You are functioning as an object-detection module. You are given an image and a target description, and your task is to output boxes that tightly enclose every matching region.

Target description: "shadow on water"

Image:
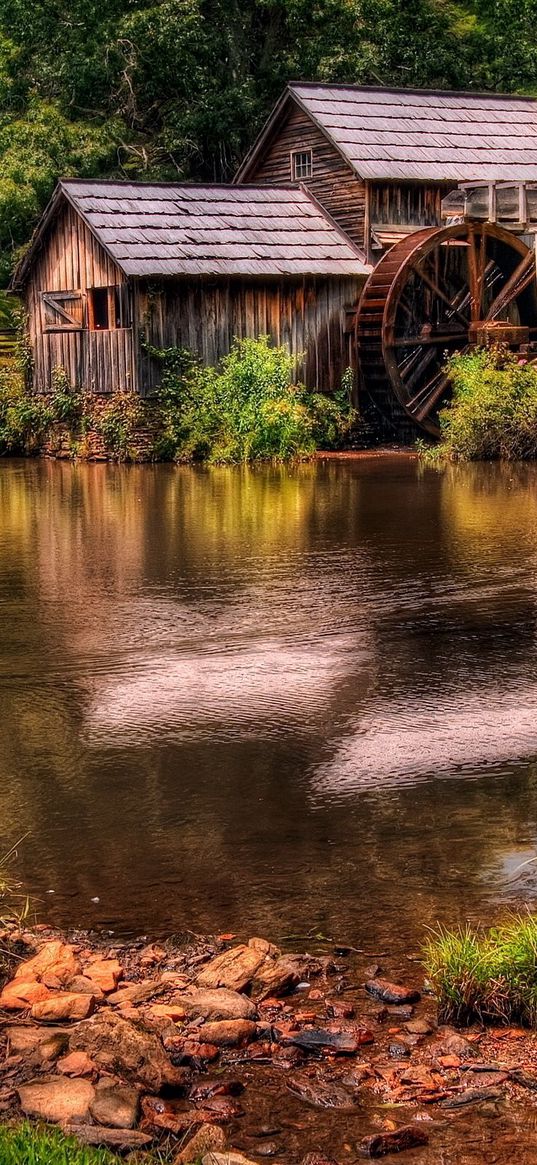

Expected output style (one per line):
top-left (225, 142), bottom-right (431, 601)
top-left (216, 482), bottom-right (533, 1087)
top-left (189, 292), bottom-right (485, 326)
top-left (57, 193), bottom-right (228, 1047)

top-left (1, 457), bottom-right (537, 949)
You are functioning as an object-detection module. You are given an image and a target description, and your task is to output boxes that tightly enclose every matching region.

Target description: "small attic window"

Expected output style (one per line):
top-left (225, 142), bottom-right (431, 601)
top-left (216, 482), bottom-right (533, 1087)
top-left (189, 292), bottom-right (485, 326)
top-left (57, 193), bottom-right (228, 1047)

top-left (291, 149), bottom-right (313, 181)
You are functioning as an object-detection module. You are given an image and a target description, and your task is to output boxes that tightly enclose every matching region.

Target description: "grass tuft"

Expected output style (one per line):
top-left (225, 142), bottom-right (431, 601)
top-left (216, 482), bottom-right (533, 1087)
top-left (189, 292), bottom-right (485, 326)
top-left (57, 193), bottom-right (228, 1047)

top-left (0, 1123), bottom-right (125, 1165)
top-left (424, 915), bottom-right (537, 1026)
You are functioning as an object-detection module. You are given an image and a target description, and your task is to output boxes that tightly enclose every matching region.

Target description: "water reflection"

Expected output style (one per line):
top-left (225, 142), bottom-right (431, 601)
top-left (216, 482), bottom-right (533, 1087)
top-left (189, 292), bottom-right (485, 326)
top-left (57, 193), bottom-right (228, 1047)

top-left (1, 457), bottom-right (537, 949)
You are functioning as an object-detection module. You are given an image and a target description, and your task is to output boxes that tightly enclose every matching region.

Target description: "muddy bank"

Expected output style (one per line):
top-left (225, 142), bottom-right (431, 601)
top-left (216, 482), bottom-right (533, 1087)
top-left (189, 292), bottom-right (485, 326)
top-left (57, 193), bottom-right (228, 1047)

top-left (2, 925), bottom-right (537, 1163)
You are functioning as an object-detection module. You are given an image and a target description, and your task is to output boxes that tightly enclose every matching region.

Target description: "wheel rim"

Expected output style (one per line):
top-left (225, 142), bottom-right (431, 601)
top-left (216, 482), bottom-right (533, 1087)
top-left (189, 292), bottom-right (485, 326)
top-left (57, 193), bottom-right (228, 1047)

top-left (357, 223), bottom-right (537, 437)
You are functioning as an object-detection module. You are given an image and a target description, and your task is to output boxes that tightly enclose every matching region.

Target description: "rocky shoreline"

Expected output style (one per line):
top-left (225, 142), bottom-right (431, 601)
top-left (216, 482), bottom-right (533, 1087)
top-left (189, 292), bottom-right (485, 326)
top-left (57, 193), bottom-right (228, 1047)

top-left (1, 925), bottom-right (537, 1162)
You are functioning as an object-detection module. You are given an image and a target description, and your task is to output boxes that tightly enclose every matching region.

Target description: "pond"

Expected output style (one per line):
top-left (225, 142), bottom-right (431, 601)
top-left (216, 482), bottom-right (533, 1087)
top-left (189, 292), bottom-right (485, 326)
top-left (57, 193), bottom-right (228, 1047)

top-left (1, 455), bottom-right (537, 953)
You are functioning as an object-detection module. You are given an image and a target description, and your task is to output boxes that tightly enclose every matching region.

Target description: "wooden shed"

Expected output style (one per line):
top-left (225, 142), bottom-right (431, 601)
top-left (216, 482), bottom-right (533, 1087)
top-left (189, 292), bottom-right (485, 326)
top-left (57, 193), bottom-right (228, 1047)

top-left (12, 179), bottom-right (370, 397)
top-left (236, 84), bottom-right (537, 261)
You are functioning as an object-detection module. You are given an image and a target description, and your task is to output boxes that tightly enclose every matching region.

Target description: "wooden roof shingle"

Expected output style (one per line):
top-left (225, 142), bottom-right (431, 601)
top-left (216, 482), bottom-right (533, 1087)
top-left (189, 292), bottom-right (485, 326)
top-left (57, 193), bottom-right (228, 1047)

top-left (13, 180), bottom-right (369, 284)
top-left (238, 83), bottom-right (537, 183)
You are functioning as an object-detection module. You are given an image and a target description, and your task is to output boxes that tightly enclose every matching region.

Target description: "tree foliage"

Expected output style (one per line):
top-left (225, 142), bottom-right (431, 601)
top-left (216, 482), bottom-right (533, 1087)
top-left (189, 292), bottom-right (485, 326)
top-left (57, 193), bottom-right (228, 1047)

top-left (0, 0), bottom-right (536, 282)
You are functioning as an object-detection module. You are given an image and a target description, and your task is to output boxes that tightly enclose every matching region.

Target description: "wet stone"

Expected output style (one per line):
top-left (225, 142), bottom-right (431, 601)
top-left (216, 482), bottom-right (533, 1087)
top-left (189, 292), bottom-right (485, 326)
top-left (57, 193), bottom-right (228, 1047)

top-left (365, 979), bottom-right (421, 1005)
top-left (173, 1123), bottom-right (228, 1164)
top-left (388, 1042), bottom-right (411, 1059)
top-left (359, 1125), bottom-right (429, 1157)
top-left (287, 1075), bottom-right (357, 1109)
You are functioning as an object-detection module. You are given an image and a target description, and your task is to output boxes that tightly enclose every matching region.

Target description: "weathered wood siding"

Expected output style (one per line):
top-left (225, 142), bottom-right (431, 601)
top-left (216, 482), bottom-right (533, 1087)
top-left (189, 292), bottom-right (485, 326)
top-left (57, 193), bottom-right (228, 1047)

top-left (25, 202), bottom-right (136, 393)
top-left (137, 276), bottom-right (364, 393)
top-left (369, 181), bottom-right (454, 227)
top-left (247, 104), bottom-right (367, 250)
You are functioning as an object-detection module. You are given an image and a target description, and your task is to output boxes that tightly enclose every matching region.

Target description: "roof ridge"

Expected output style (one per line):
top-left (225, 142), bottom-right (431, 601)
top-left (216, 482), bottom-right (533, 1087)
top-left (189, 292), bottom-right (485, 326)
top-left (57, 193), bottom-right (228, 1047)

top-left (288, 81), bottom-right (537, 103)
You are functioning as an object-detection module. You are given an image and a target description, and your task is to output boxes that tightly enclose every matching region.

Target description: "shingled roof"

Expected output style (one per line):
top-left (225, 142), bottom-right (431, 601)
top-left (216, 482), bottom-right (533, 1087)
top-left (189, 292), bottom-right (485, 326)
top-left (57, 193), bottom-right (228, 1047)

top-left (238, 83), bottom-right (537, 183)
top-left (14, 179), bottom-right (369, 285)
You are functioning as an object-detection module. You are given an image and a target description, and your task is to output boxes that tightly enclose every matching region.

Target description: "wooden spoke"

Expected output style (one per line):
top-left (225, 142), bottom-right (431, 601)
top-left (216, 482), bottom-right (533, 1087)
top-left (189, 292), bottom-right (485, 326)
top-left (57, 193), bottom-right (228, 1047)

top-left (408, 372), bottom-right (451, 423)
top-left (356, 221), bottom-right (537, 439)
top-left (485, 251), bottom-right (535, 321)
top-left (394, 331), bottom-right (466, 347)
top-left (415, 264), bottom-right (471, 327)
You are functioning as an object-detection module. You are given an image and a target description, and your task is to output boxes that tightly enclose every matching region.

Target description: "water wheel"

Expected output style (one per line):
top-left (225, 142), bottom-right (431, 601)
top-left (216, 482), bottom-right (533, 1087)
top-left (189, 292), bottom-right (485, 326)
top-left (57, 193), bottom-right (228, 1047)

top-left (356, 222), bottom-right (537, 437)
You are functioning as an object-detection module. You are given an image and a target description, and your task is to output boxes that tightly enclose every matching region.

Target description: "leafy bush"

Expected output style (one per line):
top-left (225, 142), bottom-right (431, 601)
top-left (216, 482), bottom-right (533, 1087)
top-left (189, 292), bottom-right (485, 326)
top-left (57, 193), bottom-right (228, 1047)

top-left (0, 365), bottom-right (51, 453)
top-left (433, 347), bottom-right (537, 461)
top-left (424, 915), bottom-right (537, 1026)
top-left (152, 335), bottom-right (355, 463)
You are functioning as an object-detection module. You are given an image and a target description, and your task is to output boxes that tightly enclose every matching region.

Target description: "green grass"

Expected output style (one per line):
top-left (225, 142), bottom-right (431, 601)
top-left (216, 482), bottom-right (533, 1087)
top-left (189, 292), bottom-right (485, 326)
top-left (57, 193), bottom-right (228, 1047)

top-left (0, 1123), bottom-right (127, 1164)
top-left (424, 915), bottom-right (537, 1025)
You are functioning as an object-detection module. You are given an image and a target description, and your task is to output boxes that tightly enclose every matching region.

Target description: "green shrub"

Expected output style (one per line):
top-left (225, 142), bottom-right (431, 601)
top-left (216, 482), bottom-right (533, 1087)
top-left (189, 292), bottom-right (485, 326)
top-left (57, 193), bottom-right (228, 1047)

top-left (0, 1123), bottom-right (124, 1165)
top-left (0, 365), bottom-right (51, 454)
top-left (433, 346), bottom-right (537, 461)
top-left (152, 335), bottom-right (355, 463)
top-left (424, 915), bottom-right (537, 1026)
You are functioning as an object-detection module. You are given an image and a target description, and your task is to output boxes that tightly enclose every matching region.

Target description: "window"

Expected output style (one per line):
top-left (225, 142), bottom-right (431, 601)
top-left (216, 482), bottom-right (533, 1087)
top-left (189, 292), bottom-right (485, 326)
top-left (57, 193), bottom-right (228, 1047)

top-left (88, 286), bottom-right (131, 331)
top-left (89, 287), bottom-right (109, 330)
top-left (41, 290), bottom-right (83, 332)
top-left (291, 149), bottom-right (313, 181)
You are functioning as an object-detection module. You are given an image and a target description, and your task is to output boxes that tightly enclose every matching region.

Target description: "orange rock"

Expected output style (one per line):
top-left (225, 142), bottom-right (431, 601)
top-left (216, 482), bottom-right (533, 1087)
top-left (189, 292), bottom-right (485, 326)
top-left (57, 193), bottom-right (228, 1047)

top-left (0, 978), bottom-right (52, 1010)
top-left (84, 959), bottom-right (123, 994)
top-left (197, 1019), bottom-right (257, 1047)
top-left (57, 1050), bottom-right (96, 1077)
top-left (196, 945), bottom-right (265, 992)
top-left (436, 1055), bottom-right (461, 1069)
top-left (14, 940), bottom-right (80, 986)
top-left (32, 992), bottom-right (96, 1022)
top-left (148, 1003), bottom-right (186, 1022)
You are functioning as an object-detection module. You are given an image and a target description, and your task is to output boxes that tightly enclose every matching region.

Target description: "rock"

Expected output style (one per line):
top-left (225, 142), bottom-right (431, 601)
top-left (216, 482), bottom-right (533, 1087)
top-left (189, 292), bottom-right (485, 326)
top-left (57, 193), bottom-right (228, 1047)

top-left (90, 1080), bottom-right (140, 1129)
top-left (14, 940), bottom-right (81, 986)
top-left (435, 1032), bottom-right (476, 1060)
top-left (57, 1051), bottom-right (96, 1077)
top-left (62, 1125), bottom-right (152, 1150)
top-left (301, 1156), bottom-right (339, 1165)
top-left (5, 1025), bottom-right (68, 1055)
top-left (36, 1030), bottom-right (71, 1062)
top-left (388, 1042), bottom-right (411, 1059)
top-left (441, 1087), bottom-right (502, 1109)
top-left (400, 1065), bottom-right (440, 1089)
top-left (148, 1002), bottom-right (187, 1022)
top-left (254, 958), bottom-right (300, 1000)
top-left (198, 1020), bottom-right (257, 1047)
top-left (404, 1019), bottom-right (433, 1035)
top-left (18, 1075), bottom-right (95, 1123)
top-left (0, 978), bottom-right (51, 1010)
top-left (141, 1096), bottom-right (236, 1133)
top-left (248, 937), bottom-right (280, 957)
top-left (197, 946), bottom-right (266, 992)
top-left (509, 1069), bottom-right (537, 1091)
top-left (287, 1075), bottom-right (356, 1109)
top-left (365, 979), bottom-right (421, 1005)
top-left (107, 979), bottom-right (161, 1006)
top-left (173, 1123), bottom-right (227, 1164)
top-left (359, 1126), bottom-right (429, 1157)
top-left (326, 1001), bottom-right (355, 1019)
top-left (69, 1010), bottom-right (186, 1091)
top-left (179, 988), bottom-right (257, 1022)
top-left (68, 976), bottom-right (105, 999)
top-left (32, 992), bottom-right (96, 1022)
top-left (189, 1079), bottom-right (244, 1102)
top-left (165, 1037), bottom-right (220, 1065)
top-left (84, 958), bottom-right (123, 994)
top-left (284, 1027), bottom-right (371, 1054)
top-left (201, 1154), bottom-right (258, 1165)
top-left (251, 1141), bottom-right (280, 1157)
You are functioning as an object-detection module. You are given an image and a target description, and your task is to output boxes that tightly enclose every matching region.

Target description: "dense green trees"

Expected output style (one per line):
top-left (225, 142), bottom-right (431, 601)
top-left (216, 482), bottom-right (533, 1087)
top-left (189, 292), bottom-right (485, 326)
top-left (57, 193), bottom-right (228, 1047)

top-left (0, 0), bottom-right (536, 283)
